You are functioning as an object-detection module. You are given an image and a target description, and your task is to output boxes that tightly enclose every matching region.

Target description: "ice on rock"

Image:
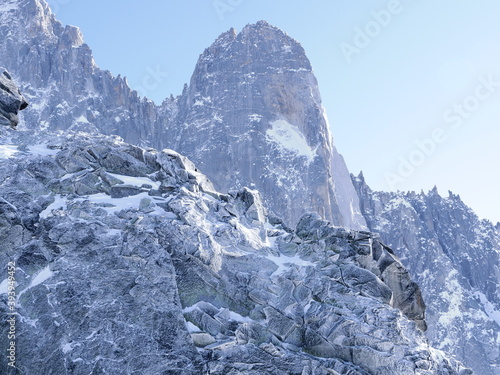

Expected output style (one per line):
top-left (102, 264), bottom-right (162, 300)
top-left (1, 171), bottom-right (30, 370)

top-left (265, 119), bottom-right (317, 163)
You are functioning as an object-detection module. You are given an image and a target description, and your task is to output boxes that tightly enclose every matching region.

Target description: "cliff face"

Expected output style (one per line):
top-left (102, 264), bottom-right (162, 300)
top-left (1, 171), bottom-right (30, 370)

top-left (0, 67), bottom-right (28, 128)
top-left (169, 21), bottom-right (366, 229)
top-left (353, 173), bottom-right (500, 375)
top-left (0, 0), bottom-right (171, 147)
top-left (0, 1), bottom-right (366, 230)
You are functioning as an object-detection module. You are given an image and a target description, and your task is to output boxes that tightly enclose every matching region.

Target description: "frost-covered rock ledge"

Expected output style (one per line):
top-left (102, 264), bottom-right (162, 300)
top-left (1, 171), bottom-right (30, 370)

top-left (0, 130), bottom-right (472, 374)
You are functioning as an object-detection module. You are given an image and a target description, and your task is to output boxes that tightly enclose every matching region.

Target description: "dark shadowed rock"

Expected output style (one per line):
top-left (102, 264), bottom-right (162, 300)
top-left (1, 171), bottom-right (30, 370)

top-left (0, 67), bottom-right (28, 128)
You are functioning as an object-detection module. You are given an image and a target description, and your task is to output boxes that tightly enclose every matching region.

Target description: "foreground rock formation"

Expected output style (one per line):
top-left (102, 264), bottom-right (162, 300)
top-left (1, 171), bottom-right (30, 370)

top-left (0, 130), bottom-right (471, 374)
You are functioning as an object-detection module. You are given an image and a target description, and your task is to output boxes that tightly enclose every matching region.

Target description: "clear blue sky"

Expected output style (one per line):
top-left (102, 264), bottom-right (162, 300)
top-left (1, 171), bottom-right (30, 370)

top-left (52, 0), bottom-right (500, 223)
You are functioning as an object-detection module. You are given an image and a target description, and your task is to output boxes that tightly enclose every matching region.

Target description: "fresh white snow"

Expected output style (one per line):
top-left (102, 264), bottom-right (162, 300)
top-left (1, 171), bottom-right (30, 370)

top-left (265, 120), bottom-right (317, 163)
top-left (27, 144), bottom-right (59, 156)
top-left (30, 266), bottom-right (54, 288)
top-left (17, 266), bottom-right (55, 301)
top-left (0, 144), bottom-right (19, 159)
top-left (40, 195), bottom-right (68, 218)
top-left (79, 192), bottom-right (165, 215)
top-left (266, 253), bottom-right (315, 277)
top-left (474, 291), bottom-right (500, 326)
top-left (40, 192), bottom-right (171, 218)
top-left (0, 278), bottom-right (9, 294)
top-left (225, 309), bottom-right (253, 323)
top-left (75, 115), bottom-right (90, 124)
top-left (107, 172), bottom-right (161, 189)
top-left (183, 303), bottom-right (252, 324)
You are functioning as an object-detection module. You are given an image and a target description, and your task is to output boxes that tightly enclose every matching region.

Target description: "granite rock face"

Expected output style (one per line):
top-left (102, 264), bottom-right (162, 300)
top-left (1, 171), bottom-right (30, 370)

top-left (353, 173), bottom-right (500, 375)
top-left (0, 1), bottom-right (494, 373)
top-left (0, 1), bottom-right (365, 230)
top-left (0, 130), bottom-right (471, 374)
top-left (169, 21), bottom-right (366, 229)
top-left (0, 67), bottom-right (28, 128)
top-left (0, 0), bottom-right (171, 147)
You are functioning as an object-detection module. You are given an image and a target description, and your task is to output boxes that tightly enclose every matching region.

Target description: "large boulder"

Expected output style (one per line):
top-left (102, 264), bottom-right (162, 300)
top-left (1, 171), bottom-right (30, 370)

top-left (0, 68), bottom-right (28, 128)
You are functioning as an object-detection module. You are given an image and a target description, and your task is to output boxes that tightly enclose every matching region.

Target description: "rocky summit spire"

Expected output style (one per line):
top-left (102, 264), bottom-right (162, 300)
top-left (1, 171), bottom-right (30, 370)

top-left (1, 2), bottom-right (366, 229)
top-left (0, 0), bottom-right (168, 145)
top-left (169, 21), bottom-right (366, 229)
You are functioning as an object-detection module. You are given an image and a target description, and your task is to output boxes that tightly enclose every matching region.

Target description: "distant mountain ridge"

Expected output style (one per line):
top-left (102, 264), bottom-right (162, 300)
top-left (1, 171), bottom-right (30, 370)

top-left (353, 173), bottom-right (500, 374)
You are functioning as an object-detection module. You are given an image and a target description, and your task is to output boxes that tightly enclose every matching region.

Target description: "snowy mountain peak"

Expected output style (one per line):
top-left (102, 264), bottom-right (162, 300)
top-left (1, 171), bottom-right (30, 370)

top-left (167, 20), bottom-right (366, 229)
top-left (241, 20), bottom-right (300, 44)
top-left (205, 27), bottom-right (237, 54)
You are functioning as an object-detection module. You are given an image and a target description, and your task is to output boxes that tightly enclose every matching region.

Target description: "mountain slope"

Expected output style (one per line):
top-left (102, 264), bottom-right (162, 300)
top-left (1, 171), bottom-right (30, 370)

top-left (353, 173), bottom-right (500, 375)
top-left (0, 0), bottom-right (365, 230)
top-left (0, 127), bottom-right (471, 374)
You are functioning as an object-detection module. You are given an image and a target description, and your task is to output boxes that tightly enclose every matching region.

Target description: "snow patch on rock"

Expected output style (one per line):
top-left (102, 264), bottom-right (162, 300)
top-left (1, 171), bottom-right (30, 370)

top-left (266, 120), bottom-right (317, 163)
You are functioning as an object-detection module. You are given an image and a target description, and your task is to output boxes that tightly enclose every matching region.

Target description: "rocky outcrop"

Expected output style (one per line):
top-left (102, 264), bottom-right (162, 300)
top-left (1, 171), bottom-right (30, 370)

top-left (0, 68), bottom-right (28, 128)
top-left (0, 1), bottom-right (366, 230)
top-left (168, 21), bottom-right (366, 229)
top-left (353, 173), bottom-right (500, 375)
top-left (0, 0), bottom-right (170, 147)
top-left (295, 213), bottom-right (427, 332)
top-left (0, 131), bottom-right (471, 374)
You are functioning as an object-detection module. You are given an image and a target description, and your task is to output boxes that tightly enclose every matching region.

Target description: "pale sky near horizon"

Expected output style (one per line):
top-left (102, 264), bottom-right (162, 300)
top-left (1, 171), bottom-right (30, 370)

top-left (51, 0), bottom-right (500, 223)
